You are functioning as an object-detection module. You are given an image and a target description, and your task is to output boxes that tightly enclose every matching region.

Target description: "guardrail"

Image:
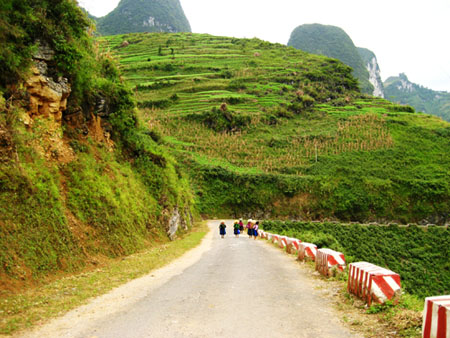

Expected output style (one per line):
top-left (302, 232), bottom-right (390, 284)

top-left (258, 228), bottom-right (447, 337)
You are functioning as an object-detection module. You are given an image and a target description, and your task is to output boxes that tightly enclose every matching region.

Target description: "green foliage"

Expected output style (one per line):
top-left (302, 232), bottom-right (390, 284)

top-left (0, 3), bottom-right (196, 285)
top-left (0, 159), bottom-right (84, 277)
top-left (0, 0), bottom-right (90, 89)
top-left (102, 32), bottom-right (450, 223)
top-left (262, 220), bottom-right (450, 298)
top-left (384, 73), bottom-right (450, 121)
top-left (64, 153), bottom-right (158, 256)
top-left (288, 24), bottom-right (374, 94)
top-left (186, 106), bottom-right (252, 132)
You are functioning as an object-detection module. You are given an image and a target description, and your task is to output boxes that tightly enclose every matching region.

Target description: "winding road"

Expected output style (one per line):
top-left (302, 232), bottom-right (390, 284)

top-left (21, 221), bottom-right (361, 338)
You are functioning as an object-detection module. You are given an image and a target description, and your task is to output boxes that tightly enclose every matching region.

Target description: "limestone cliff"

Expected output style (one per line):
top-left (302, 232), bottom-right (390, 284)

top-left (357, 47), bottom-right (385, 98)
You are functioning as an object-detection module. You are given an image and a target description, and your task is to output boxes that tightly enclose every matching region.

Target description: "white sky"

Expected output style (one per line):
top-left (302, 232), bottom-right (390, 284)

top-left (79, 0), bottom-right (450, 92)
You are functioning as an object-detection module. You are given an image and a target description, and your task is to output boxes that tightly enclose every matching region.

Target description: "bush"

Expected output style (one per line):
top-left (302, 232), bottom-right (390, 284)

top-left (186, 106), bottom-right (251, 132)
top-left (390, 104), bottom-right (415, 113)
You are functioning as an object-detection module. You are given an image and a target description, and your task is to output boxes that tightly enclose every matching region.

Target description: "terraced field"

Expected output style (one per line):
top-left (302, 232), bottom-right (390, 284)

top-left (101, 33), bottom-right (450, 223)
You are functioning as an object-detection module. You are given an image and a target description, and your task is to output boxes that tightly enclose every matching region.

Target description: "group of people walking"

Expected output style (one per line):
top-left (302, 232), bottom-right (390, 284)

top-left (219, 219), bottom-right (259, 239)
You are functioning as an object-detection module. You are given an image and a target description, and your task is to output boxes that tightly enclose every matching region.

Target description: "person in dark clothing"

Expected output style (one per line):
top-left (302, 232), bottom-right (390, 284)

top-left (246, 219), bottom-right (253, 238)
top-left (219, 221), bottom-right (226, 238)
top-left (239, 218), bottom-right (244, 232)
top-left (253, 221), bottom-right (259, 240)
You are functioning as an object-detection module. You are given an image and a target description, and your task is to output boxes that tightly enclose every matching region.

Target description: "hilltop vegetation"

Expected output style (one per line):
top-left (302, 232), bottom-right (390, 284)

top-left (288, 24), bottom-right (374, 95)
top-left (0, 0), bottom-right (194, 290)
top-left (102, 32), bottom-right (450, 224)
top-left (93, 0), bottom-right (191, 36)
top-left (385, 73), bottom-right (450, 122)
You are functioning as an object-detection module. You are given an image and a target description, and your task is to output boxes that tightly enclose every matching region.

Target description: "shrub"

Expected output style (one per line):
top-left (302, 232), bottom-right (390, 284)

top-left (185, 106), bottom-right (251, 132)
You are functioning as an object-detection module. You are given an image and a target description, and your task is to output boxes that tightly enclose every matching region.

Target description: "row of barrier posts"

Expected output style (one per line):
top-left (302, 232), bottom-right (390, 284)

top-left (257, 229), bottom-right (450, 338)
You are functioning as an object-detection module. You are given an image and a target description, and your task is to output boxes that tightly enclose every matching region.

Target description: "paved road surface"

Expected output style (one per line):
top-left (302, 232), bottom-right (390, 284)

top-left (21, 220), bottom-right (361, 338)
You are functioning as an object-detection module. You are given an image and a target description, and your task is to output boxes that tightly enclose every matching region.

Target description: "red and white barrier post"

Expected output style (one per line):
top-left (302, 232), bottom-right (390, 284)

top-left (286, 238), bottom-right (301, 254)
top-left (297, 242), bottom-right (317, 261)
top-left (422, 295), bottom-right (450, 338)
top-left (348, 262), bottom-right (401, 306)
top-left (272, 234), bottom-right (280, 245)
top-left (315, 248), bottom-right (346, 277)
top-left (279, 236), bottom-right (288, 249)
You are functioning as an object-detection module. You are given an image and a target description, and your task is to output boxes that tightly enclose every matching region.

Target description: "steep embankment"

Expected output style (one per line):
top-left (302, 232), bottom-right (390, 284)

top-left (94, 0), bottom-right (191, 36)
top-left (287, 24), bottom-right (374, 95)
top-left (385, 73), bottom-right (450, 122)
top-left (102, 33), bottom-right (450, 224)
top-left (0, 1), bottom-right (194, 291)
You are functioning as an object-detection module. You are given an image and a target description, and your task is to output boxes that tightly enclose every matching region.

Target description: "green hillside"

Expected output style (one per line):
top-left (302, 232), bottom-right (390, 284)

top-left (288, 24), bottom-right (374, 95)
top-left (0, 0), bottom-right (194, 289)
top-left (385, 73), bottom-right (450, 122)
top-left (95, 0), bottom-right (191, 36)
top-left (102, 32), bottom-right (450, 224)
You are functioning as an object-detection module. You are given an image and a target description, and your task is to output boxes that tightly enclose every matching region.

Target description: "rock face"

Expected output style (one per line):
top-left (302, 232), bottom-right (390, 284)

top-left (357, 48), bottom-right (385, 98)
top-left (95, 0), bottom-right (191, 36)
top-left (167, 206), bottom-right (191, 240)
top-left (287, 24), bottom-right (374, 95)
top-left (21, 43), bottom-right (75, 162)
top-left (384, 73), bottom-right (450, 121)
top-left (25, 63), bottom-right (71, 122)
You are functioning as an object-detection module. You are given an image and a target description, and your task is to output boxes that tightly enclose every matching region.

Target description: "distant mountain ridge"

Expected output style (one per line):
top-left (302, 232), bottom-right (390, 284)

top-left (384, 73), bottom-right (450, 121)
top-left (287, 24), bottom-right (375, 95)
top-left (92, 0), bottom-right (191, 36)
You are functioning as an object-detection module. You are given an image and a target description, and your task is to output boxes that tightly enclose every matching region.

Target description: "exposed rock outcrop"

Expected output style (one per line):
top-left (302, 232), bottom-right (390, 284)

top-left (25, 63), bottom-right (71, 122)
top-left (357, 47), bottom-right (385, 98)
top-left (167, 206), bottom-right (192, 240)
top-left (21, 43), bottom-right (75, 162)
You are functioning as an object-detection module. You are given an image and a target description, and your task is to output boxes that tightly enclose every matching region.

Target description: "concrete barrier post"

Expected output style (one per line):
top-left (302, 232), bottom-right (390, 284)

top-left (286, 238), bottom-right (301, 254)
top-left (315, 248), bottom-right (346, 277)
top-left (422, 295), bottom-right (450, 338)
top-left (348, 262), bottom-right (401, 306)
top-left (297, 243), bottom-right (317, 261)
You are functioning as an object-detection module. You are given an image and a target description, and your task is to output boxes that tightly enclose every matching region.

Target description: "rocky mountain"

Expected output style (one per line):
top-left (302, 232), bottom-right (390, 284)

top-left (288, 24), bottom-right (374, 95)
top-left (357, 47), bottom-right (384, 98)
top-left (384, 73), bottom-right (450, 121)
top-left (94, 0), bottom-right (191, 36)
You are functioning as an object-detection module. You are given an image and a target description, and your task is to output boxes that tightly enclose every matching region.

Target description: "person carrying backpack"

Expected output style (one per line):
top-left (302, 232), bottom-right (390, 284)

top-left (233, 220), bottom-right (240, 237)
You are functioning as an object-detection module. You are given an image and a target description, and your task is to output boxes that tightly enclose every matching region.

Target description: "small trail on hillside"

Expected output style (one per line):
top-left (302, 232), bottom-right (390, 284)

top-left (19, 221), bottom-right (361, 338)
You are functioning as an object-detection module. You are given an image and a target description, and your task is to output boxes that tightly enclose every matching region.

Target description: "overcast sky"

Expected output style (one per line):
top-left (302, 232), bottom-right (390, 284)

top-left (79, 0), bottom-right (450, 92)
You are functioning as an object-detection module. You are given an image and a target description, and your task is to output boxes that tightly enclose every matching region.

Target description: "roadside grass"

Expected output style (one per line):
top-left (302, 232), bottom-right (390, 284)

top-left (0, 222), bottom-right (208, 335)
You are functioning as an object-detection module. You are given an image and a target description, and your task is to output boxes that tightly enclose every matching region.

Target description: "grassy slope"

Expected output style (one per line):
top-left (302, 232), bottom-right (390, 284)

top-left (0, 2), bottom-right (195, 292)
top-left (102, 32), bottom-right (450, 224)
